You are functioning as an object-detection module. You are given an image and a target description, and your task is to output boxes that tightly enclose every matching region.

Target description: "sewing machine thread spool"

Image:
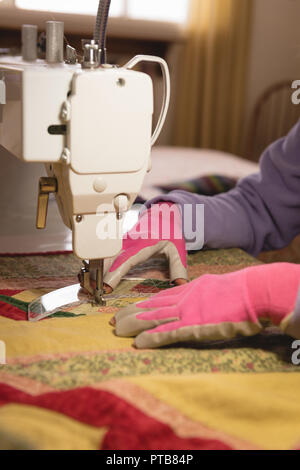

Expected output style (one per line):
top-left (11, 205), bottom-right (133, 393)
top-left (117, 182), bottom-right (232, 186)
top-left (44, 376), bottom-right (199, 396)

top-left (22, 25), bottom-right (38, 62)
top-left (46, 21), bottom-right (64, 64)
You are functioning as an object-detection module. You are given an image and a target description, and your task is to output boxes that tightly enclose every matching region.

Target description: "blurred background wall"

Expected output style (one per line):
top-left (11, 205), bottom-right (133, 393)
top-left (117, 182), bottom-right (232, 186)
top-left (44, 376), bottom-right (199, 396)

top-left (246, 0), bottom-right (300, 127)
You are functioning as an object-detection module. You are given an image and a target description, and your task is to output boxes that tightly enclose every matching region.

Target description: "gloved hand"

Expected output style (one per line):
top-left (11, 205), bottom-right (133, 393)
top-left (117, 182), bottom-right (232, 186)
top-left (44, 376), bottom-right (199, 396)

top-left (111, 263), bottom-right (300, 349)
top-left (80, 203), bottom-right (188, 294)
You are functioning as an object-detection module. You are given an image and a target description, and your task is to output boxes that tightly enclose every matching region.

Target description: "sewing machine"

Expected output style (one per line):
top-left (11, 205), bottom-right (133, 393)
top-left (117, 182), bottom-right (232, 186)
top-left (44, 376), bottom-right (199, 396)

top-left (0, 1), bottom-right (170, 320)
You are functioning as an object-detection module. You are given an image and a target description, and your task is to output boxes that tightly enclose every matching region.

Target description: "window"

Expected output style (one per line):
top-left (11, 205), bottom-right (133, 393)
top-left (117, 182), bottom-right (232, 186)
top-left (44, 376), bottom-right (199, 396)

top-left (15, 0), bottom-right (190, 24)
top-left (15, 0), bottom-right (125, 17)
top-left (128, 0), bottom-right (189, 23)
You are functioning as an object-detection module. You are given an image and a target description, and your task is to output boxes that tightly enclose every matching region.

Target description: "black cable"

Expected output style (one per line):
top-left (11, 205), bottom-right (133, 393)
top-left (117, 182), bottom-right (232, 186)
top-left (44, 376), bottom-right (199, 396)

top-left (93, 0), bottom-right (111, 64)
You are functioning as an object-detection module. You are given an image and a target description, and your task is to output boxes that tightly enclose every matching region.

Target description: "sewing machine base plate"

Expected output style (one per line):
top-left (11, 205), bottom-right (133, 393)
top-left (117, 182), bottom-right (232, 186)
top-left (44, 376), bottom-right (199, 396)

top-left (28, 283), bottom-right (104, 321)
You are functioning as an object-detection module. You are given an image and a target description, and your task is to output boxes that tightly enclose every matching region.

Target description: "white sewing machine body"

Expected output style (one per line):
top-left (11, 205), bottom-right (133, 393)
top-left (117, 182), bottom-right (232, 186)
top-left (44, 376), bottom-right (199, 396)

top-left (0, 57), bottom-right (154, 260)
top-left (0, 9), bottom-right (170, 315)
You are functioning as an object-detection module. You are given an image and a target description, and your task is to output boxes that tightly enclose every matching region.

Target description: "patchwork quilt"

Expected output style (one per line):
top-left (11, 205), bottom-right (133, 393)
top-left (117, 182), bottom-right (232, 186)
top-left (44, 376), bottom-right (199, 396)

top-left (0, 249), bottom-right (300, 450)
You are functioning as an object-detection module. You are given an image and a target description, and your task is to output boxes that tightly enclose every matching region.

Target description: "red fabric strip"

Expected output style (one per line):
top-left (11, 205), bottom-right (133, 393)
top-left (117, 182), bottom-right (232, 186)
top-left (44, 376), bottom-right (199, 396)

top-left (0, 383), bottom-right (231, 450)
top-left (0, 300), bottom-right (27, 321)
top-left (0, 290), bottom-right (22, 296)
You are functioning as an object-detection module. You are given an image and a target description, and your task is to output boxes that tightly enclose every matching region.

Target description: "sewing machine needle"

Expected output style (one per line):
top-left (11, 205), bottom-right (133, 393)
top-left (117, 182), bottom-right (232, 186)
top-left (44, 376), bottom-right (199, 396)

top-left (94, 259), bottom-right (106, 306)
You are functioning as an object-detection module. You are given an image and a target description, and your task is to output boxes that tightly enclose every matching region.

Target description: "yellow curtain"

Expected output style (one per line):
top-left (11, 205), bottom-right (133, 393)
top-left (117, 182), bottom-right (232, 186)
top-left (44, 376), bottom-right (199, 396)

top-left (172, 0), bottom-right (253, 156)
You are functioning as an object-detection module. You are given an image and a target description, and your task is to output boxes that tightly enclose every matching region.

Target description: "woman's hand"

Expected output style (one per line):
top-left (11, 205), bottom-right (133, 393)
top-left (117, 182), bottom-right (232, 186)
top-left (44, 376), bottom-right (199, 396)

top-left (79, 202), bottom-right (188, 294)
top-left (111, 263), bottom-right (300, 349)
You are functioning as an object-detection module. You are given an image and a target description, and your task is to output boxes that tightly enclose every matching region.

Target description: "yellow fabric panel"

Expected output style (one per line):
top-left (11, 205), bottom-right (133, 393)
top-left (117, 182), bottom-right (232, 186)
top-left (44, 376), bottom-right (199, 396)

top-left (13, 290), bottom-right (51, 303)
top-left (128, 373), bottom-right (300, 450)
top-left (0, 404), bottom-right (106, 450)
top-left (0, 315), bottom-right (133, 359)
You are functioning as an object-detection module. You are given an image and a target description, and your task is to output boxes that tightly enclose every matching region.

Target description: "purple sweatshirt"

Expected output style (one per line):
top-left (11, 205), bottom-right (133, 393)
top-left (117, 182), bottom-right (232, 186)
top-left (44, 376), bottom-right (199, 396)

top-left (148, 119), bottom-right (300, 258)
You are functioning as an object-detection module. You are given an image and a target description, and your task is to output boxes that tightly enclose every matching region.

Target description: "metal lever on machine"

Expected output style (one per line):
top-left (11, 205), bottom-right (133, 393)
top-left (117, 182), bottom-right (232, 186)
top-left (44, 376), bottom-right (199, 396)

top-left (36, 177), bottom-right (58, 229)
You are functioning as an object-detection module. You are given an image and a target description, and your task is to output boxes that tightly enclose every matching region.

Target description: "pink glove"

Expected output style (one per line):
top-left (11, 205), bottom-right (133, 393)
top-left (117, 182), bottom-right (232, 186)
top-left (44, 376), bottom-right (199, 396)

top-left (111, 263), bottom-right (300, 349)
top-left (104, 202), bottom-right (188, 291)
top-left (82, 203), bottom-right (188, 293)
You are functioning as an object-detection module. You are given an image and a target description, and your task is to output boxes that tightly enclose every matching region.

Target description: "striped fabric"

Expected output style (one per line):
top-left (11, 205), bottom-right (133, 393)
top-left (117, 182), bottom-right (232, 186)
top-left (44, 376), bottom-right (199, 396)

top-left (158, 175), bottom-right (237, 196)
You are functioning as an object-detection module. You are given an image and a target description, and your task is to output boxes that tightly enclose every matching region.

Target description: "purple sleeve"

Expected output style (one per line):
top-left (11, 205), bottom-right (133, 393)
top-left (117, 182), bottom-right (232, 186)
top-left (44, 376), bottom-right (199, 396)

top-left (147, 119), bottom-right (300, 256)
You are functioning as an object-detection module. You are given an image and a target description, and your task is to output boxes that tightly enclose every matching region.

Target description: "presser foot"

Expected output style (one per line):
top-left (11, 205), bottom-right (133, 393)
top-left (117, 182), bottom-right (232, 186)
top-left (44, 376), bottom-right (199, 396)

top-left (28, 260), bottom-right (107, 321)
top-left (28, 283), bottom-right (87, 321)
top-left (27, 282), bottom-right (107, 322)
top-left (93, 290), bottom-right (106, 307)
top-left (79, 259), bottom-right (106, 307)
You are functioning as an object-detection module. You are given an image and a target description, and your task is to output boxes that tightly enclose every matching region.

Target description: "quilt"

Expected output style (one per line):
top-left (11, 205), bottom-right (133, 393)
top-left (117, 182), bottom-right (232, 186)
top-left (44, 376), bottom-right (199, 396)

top-left (0, 249), bottom-right (300, 450)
